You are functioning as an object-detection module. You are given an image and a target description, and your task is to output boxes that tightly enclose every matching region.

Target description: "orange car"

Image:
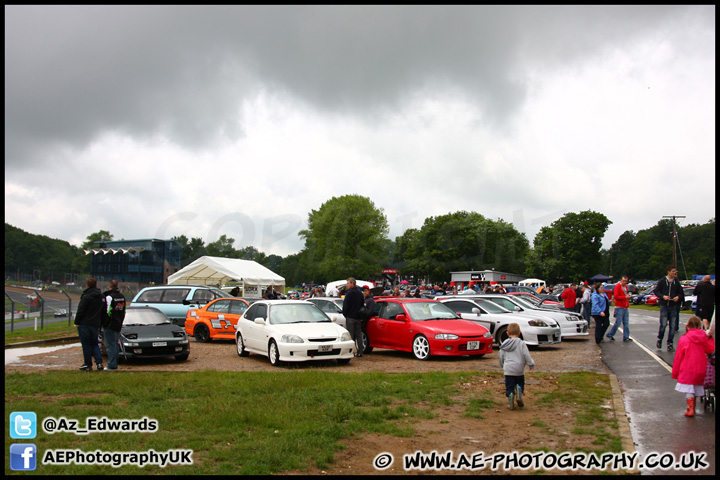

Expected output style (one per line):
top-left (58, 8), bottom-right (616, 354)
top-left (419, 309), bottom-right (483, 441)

top-left (185, 297), bottom-right (251, 342)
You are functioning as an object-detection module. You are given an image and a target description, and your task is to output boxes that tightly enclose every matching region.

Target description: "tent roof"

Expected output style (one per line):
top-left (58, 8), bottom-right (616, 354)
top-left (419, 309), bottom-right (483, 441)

top-left (167, 256), bottom-right (285, 287)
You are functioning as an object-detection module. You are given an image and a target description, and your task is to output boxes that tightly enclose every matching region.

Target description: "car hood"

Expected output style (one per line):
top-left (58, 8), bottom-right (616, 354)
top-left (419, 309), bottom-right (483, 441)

top-left (271, 322), bottom-right (346, 339)
top-left (411, 319), bottom-right (488, 335)
top-left (121, 324), bottom-right (183, 339)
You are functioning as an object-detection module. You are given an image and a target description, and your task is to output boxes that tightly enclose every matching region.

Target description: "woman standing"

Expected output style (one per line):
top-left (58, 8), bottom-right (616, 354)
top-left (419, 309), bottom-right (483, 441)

top-left (591, 282), bottom-right (610, 344)
top-left (671, 316), bottom-right (715, 417)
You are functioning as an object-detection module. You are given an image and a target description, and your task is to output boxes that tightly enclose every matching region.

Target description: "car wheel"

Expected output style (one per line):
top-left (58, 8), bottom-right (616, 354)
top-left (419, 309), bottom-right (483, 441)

top-left (175, 353), bottom-right (189, 361)
top-left (412, 334), bottom-right (430, 360)
top-left (361, 330), bottom-right (373, 353)
top-left (268, 339), bottom-right (282, 366)
top-left (496, 326), bottom-right (509, 345)
top-left (194, 323), bottom-right (211, 343)
top-left (236, 334), bottom-right (249, 357)
top-left (683, 301), bottom-right (692, 310)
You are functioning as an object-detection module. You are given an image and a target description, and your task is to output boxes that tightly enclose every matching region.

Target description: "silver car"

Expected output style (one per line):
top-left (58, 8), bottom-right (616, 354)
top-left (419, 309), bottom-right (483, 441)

top-left (468, 294), bottom-right (589, 338)
top-left (438, 297), bottom-right (561, 346)
top-left (306, 297), bottom-right (347, 328)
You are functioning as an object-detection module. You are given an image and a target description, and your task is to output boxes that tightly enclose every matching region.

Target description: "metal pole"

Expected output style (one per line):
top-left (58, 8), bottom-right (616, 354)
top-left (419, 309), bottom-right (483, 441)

top-left (5, 291), bottom-right (15, 333)
top-left (662, 215), bottom-right (685, 270)
top-left (35, 290), bottom-right (45, 330)
top-left (61, 289), bottom-right (72, 326)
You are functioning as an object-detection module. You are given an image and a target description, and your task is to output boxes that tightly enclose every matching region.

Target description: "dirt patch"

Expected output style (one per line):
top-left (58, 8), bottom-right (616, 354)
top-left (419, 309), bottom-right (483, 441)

top-left (6, 331), bottom-right (622, 474)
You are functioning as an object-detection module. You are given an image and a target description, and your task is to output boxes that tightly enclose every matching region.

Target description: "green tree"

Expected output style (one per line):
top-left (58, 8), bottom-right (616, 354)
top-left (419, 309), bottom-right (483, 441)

top-left (529, 211), bottom-right (611, 283)
top-left (298, 195), bottom-right (390, 283)
top-left (400, 211), bottom-right (530, 283)
top-left (173, 235), bottom-right (208, 266)
top-left (206, 234), bottom-right (238, 258)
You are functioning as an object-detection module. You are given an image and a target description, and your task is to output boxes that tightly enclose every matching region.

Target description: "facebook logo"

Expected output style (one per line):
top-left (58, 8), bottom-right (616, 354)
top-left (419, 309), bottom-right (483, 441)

top-left (10, 411), bottom-right (37, 439)
top-left (10, 444), bottom-right (37, 471)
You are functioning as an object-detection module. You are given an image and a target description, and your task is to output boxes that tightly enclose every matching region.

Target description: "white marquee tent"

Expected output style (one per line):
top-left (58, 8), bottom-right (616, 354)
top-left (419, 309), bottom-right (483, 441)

top-left (168, 256), bottom-right (285, 297)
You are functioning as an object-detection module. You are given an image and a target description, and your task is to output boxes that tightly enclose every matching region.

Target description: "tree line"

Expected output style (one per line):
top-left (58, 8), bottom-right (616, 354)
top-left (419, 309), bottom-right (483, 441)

top-left (4, 195), bottom-right (715, 286)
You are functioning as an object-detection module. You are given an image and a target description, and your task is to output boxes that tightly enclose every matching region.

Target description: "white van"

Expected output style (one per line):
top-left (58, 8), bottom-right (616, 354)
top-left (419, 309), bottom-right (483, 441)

top-left (519, 278), bottom-right (546, 289)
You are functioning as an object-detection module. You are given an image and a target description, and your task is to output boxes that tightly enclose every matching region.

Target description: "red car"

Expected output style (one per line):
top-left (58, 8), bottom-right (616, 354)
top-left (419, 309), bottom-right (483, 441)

top-left (644, 294), bottom-right (658, 306)
top-left (361, 298), bottom-right (493, 360)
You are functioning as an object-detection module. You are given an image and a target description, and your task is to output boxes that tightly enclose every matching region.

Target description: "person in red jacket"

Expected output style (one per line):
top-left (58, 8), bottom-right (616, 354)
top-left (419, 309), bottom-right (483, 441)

top-left (561, 284), bottom-right (577, 312)
top-left (671, 316), bottom-right (715, 417)
top-left (607, 275), bottom-right (632, 342)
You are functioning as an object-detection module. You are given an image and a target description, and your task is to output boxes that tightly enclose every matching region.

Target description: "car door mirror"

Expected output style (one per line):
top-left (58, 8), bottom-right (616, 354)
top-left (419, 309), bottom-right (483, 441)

top-left (254, 317), bottom-right (266, 325)
top-left (396, 314), bottom-right (408, 322)
top-left (514, 306), bottom-right (521, 312)
top-left (471, 308), bottom-right (481, 315)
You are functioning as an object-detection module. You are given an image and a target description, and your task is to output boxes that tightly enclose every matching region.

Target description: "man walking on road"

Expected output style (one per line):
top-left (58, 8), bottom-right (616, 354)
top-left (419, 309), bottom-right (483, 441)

top-left (607, 275), bottom-right (632, 342)
top-left (653, 266), bottom-right (683, 351)
top-left (694, 275), bottom-right (716, 330)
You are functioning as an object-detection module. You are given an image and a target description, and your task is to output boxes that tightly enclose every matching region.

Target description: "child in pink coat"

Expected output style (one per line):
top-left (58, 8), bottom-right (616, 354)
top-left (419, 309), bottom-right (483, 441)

top-left (671, 316), bottom-right (715, 417)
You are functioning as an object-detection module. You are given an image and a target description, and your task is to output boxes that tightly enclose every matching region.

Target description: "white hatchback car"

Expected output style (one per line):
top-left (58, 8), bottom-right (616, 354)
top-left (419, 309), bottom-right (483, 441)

top-left (474, 294), bottom-right (589, 338)
top-left (234, 300), bottom-right (355, 366)
top-left (438, 297), bottom-right (561, 346)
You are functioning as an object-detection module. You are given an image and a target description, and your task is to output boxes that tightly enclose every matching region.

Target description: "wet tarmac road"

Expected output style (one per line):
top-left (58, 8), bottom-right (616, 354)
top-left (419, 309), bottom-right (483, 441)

top-left (600, 309), bottom-right (715, 476)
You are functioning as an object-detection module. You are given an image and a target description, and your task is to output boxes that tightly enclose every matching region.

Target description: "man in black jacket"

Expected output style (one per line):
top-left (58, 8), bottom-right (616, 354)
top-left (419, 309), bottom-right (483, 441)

top-left (653, 266), bottom-right (684, 351)
top-left (342, 278), bottom-right (365, 357)
top-left (74, 277), bottom-right (106, 370)
top-left (694, 275), bottom-right (716, 330)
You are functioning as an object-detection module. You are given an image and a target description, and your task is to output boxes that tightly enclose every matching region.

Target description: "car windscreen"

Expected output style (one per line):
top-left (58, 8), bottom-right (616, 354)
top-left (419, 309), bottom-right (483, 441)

top-left (474, 299), bottom-right (512, 314)
top-left (511, 297), bottom-right (537, 309)
top-left (123, 309), bottom-right (172, 326)
top-left (269, 304), bottom-right (332, 324)
top-left (404, 302), bottom-right (460, 321)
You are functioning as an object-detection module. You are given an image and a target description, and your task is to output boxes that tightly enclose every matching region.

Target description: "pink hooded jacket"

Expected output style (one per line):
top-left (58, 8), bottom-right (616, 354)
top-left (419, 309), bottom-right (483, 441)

top-left (671, 329), bottom-right (715, 385)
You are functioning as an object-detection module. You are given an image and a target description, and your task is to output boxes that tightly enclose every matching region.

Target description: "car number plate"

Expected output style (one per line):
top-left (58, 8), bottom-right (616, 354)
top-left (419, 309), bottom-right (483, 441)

top-left (153, 342), bottom-right (167, 347)
top-left (318, 345), bottom-right (332, 352)
top-left (467, 341), bottom-right (480, 350)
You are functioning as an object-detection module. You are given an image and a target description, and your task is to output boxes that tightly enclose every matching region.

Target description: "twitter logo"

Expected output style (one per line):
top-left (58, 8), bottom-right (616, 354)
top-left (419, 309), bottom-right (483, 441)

top-left (10, 412), bottom-right (37, 439)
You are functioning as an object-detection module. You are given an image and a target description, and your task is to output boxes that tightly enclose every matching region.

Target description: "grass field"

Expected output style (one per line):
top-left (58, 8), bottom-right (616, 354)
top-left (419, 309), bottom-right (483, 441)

top-left (5, 369), bottom-right (618, 475)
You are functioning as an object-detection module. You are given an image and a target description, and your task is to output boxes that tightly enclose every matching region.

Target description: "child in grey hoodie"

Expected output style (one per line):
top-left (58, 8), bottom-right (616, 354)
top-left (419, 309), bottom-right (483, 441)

top-left (498, 323), bottom-right (535, 410)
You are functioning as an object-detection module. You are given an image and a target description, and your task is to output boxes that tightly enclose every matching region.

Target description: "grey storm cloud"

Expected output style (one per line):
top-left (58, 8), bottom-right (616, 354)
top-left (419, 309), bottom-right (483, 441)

top-left (5, 4), bottom-right (702, 169)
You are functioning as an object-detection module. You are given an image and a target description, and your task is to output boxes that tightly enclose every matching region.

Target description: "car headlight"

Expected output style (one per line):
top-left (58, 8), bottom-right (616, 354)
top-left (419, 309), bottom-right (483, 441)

top-left (528, 320), bottom-right (549, 327)
top-left (340, 332), bottom-right (352, 342)
top-left (483, 332), bottom-right (492, 338)
top-left (281, 334), bottom-right (304, 343)
top-left (435, 333), bottom-right (459, 340)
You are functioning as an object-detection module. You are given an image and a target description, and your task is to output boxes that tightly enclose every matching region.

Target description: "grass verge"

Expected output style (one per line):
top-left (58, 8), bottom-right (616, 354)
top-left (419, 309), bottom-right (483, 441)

top-left (5, 321), bottom-right (76, 346)
top-left (5, 370), bottom-right (623, 475)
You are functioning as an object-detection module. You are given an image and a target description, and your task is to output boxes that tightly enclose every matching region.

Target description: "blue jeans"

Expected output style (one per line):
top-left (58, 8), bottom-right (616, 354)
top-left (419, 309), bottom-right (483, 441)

top-left (657, 305), bottom-right (679, 345)
top-left (103, 327), bottom-right (119, 369)
top-left (606, 308), bottom-right (630, 340)
top-left (581, 303), bottom-right (592, 324)
top-left (505, 375), bottom-right (525, 397)
top-left (78, 325), bottom-right (102, 367)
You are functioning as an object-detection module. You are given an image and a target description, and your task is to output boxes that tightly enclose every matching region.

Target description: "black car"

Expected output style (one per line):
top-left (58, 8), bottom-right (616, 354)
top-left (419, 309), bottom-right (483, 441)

top-left (119, 306), bottom-right (190, 361)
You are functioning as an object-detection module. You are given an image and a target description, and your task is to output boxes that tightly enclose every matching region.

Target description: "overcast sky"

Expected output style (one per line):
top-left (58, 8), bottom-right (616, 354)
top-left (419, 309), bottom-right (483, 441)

top-left (5, 5), bottom-right (715, 258)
